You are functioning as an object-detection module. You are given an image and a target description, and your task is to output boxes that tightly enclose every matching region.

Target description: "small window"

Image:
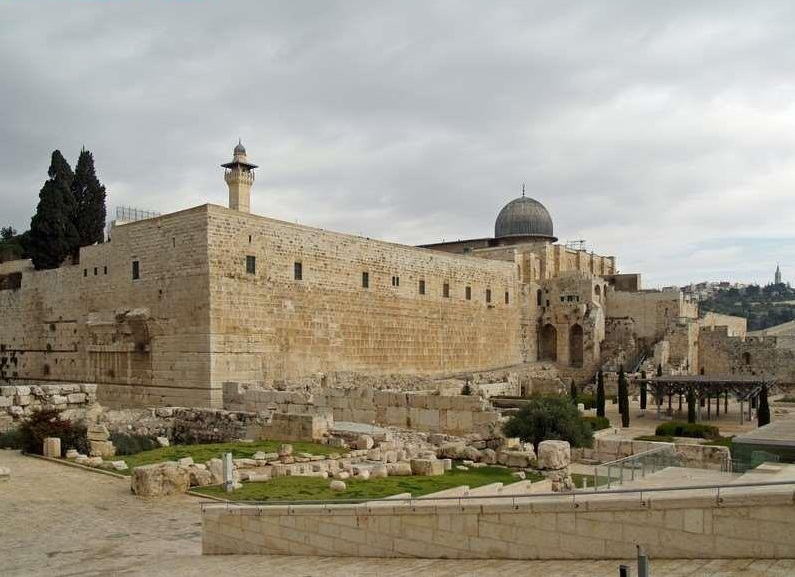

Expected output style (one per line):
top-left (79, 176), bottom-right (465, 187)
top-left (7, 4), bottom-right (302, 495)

top-left (172, 237), bottom-right (176, 248)
top-left (132, 260), bottom-right (140, 280)
top-left (103, 266), bottom-right (107, 275)
top-left (443, 283), bottom-right (450, 298)
top-left (391, 275), bottom-right (400, 287)
top-left (246, 255), bottom-right (256, 275)
top-left (94, 267), bottom-right (98, 276)
top-left (248, 235), bottom-right (252, 243)
top-left (294, 261), bottom-right (303, 280)
top-left (419, 279), bottom-right (426, 295)
top-left (362, 272), bottom-right (369, 288)
top-left (560, 296), bottom-right (565, 303)
top-left (486, 289), bottom-right (492, 303)
top-left (537, 289), bottom-right (542, 306)
top-left (505, 291), bottom-right (510, 304)
top-left (465, 286), bottom-right (471, 300)
top-left (83, 269), bottom-right (87, 277)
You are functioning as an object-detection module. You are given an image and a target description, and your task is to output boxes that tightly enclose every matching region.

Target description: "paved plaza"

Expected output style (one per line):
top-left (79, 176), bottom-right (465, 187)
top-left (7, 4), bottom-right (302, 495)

top-left (1, 450), bottom-right (793, 577)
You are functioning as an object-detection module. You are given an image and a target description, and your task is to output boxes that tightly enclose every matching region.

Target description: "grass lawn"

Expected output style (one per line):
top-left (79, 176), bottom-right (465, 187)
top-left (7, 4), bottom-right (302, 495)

top-left (193, 465), bottom-right (542, 502)
top-left (117, 440), bottom-right (339, 473)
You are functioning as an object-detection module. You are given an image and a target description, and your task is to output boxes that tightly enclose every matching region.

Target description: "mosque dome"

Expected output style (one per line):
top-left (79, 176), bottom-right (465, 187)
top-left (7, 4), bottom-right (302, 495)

top-left (234, 141), bottom-right (246, 155)
top-left (494, 194), bottom-right (555, 240)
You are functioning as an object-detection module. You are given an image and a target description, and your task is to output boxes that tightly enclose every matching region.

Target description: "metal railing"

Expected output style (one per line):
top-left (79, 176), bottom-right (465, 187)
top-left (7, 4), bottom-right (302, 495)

top-left (593, 444), bottom-right (680, 490)
top-left (199, 478), bottom-right (795, 513)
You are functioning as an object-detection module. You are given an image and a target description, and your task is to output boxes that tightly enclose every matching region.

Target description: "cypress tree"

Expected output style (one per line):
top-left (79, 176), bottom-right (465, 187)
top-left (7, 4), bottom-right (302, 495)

top-left (640, 370), bottom-right (647, 410)
top-left (596, 370), bottom-right (606, 418)
top-left (618, 366), bottom-right (630, 427)
top-left (656, 363), bottom-right (663, 377)
top-left (71, 148), bottom-right (107, 247)
top-left (687, 388), bottom-right (697, 424)
top-left (569, 381), bottom-right (577, 402)
top-left (28, 151), bottom-right (78, 270)
top-left (757, 388), bottom-right (771, 427)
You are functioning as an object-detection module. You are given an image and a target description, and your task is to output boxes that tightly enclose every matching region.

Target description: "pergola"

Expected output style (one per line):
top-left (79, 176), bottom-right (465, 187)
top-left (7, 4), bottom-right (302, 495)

top-left (636, 375), bottom-right (777, 424)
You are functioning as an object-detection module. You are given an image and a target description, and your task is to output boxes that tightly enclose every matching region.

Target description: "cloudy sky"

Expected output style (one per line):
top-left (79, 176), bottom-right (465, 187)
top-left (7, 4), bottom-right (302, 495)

top-left (1, 1), bottom-right (794, 287)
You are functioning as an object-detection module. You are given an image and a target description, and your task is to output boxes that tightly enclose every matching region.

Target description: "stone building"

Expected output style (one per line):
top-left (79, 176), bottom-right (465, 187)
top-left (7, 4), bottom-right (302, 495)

top-left (0, 143), bottom-right (765, 408)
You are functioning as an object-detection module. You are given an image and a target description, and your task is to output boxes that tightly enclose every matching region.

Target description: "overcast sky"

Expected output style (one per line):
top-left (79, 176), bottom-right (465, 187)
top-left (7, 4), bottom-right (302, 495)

top-left (1, 1), bottom-right (794, 287)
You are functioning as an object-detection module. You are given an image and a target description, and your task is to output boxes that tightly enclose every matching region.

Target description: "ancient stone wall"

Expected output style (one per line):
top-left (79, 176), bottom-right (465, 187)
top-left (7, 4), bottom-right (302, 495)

top-left (202, 486), bottom-right (795, 558)
top-left (0, 383), bottom-right (97, 431)
top-left (700, 312), bottom-right (747, 338)
top-left (605, 289), bottom-right (697, 344)
top-left (0, 206), bottom-right (214, 407)
top-left (573, 438), bottom-right (730, 470)
top-left (698, 326), bottom-right (795, 384)
top-left (205, 204), bottom-right (525, 388)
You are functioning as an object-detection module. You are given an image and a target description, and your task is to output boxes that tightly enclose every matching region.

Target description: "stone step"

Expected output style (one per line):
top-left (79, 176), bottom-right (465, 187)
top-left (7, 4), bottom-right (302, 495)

top-left (465, 482), bottom-right (503, 496)
top-left (499, 480), bottom-right (535, 495)
top-left (419, 486), bottom-right (470, 499)
top-left (527, 479), bottom-right (553, 493)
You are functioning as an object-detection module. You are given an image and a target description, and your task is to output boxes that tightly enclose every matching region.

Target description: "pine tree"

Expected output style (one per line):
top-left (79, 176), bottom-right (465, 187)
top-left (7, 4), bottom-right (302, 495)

top-left (757, 387), bottom-right (771, 427)
top-left (596, 370), bottom-right (606, 418)
top-left (640, 370), bottom-right (647, 410)
top-left (28, 151), bottom-right (78, 270)
top-left (687, 388), bottom-right (697, 424)
top-left (618, 366), bottom-right (630, 427)
top-left (71, 148), bottom-right (107, 247)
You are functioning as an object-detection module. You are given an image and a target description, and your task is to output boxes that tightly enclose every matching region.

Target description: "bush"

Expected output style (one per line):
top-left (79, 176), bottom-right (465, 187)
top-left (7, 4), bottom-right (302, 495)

top-left (0, 427), bottom-right (22, 449)
top-left (581, 416), bottom-right (610, 431)
top-left (503, 395), bottom-right (593, 451)
top-left (655, 421), bottom-right (719, 440)
top-left (18, 408), bottom-right (88, 456)
top-left (110, 432), bottom-right (160, 456)
top-left (574, 393), bottom-right (596, 410)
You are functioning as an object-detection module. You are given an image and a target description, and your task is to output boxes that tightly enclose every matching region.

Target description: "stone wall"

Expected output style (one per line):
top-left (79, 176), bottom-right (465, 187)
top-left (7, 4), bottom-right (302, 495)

top-left (205, 205), bottom-right (525, 389)
top-left (0, 383), bottom-right (97, 431)
top-left (572, 437), bottom-right (731, 470)
top-left (202, 485), bottom-right (795, 559)
top-left (225, 386), bottom-right (500, 436)
top-left (698, 326), bottom-right (795, 384)
top-left (606, 289), bottom-right (697, 344)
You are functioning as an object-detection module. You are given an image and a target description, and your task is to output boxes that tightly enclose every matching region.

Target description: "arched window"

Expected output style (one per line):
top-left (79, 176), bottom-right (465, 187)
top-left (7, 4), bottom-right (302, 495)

top-left (539, 324), bottom-right (557, 361)
top-left (742, 352), bottom-right (752, 366)
top-left (537, 289), bottom-right (543, 307)
top-left (595, 285), bottom-right (601, 299)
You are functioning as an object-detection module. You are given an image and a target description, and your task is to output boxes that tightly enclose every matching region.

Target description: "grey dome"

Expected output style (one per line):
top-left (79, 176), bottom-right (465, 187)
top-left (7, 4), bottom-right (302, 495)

top-left (234, 140), bottom-right (246, 155)
top-left (494, 196), bottom-right (555, 239)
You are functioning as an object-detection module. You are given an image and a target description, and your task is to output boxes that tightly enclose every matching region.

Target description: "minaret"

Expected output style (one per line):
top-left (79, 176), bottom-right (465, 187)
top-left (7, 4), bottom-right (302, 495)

top-left (222, 140), bottom-right (258, 213)
top-left (775, 263), bottom-right (782, 285)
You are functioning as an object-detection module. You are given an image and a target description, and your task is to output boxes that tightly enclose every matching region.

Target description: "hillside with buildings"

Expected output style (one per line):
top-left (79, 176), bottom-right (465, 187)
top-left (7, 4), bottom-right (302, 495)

top-left (697, 280), bottom-right (795, 331)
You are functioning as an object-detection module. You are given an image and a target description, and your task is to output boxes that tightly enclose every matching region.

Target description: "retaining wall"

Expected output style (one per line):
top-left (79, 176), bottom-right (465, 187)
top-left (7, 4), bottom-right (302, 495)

top-left (202, 486), bottom-right (795, 559)
top-left (573, 437), bottom-right (730, 470)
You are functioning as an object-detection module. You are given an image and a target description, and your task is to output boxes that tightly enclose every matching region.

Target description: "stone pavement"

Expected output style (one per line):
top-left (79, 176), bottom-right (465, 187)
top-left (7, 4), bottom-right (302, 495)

top-left (1, 450), bottom-right (794, 577)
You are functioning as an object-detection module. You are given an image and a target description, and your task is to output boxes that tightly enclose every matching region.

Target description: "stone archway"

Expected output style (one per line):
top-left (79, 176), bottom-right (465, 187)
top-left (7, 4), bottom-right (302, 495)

top-left (539, 324), bottom-right (557, 361)
top-left (569, 324), bottom-right (584, 368)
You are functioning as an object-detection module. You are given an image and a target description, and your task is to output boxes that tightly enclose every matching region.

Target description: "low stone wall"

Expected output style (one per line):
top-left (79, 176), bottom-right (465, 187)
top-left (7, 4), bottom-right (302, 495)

top-left (202, 486), bottom-right (795, 559)
top-left (225, 386), bottom-right (500, 436)
top-left (0, 383), bottom-right (97, 431)
top-left (572, 437), bottom-right (730, 470)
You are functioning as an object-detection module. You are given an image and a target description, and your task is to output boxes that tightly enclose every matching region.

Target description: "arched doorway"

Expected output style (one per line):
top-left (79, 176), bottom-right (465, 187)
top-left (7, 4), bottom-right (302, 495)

top-left (539, 324), bottom-right (557, 361)
top-left (594, 284), bottom-right (601, 300)
top-left (742, 352), bottom-right (752, 366)
top-left (569, 324), bottom-right (584, 368)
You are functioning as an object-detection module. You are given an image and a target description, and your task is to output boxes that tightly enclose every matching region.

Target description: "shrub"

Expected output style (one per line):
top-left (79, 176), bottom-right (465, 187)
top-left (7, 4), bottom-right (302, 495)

top-left (581, 416), bottom-right (610, 432)
top-left (109, 432), bottom-right (160, 456)
top-left (574, 393), bottom-right (596, 410)
top-left (18, 408), bottom-right (88, 456)
top-left (655, 421), bottom-right (719, 440)
top-left (0, 427), bottom-right (22, 449)
top-left (503, 395), bottom-right (593, 451)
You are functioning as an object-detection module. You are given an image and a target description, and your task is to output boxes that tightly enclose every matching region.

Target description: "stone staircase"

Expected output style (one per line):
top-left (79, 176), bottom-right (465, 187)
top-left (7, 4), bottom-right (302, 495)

top-left (415, 478), bottom-right (550, 502)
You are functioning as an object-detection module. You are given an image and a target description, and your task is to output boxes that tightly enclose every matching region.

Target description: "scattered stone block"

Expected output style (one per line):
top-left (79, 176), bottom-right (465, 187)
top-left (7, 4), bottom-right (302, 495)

top-left (111, 461), bottom-right (129, 471)
top-left (441, 458), bottom-right (452, 471)
top-left (89, 440), bottom-right (116, 458)
top-left (371, 464), bottom-right (388, 478)
top-left (479, 448), bottom-right (497, 464)
top-left (156, 437), bottom-right (170, 447)
top-left (537, 440), bottom-right (571, 470)
top-left (86, 457), bottom-right (104, 467)
top-left (65, 449), bottom-right (79, 460)
top-left (329, 480), bottom-right (346, 492)
top-left (131, 463), bottom-right (191, 497)
top-left (246, 470), bottom-right (272, 483)
top-left (207, 458), bottom-right (224, 484)
top-left (43, 437), bottom-right (61, 458)
top-left (0, 466), bottom-right (9, 481)
top-left (462, 446), bottom-right (481, 462)
top-left (456, 465), bottom-right (469, 471)
top-left (74, 454), bottom-right (90, 465)
top-left (387, 461), bottom-right (413, 476)
top-left (410, 458), bottom-right (445, 476)
top-left (87, 424), bottom-right (110, 442)
top-left (277, 444), bottom-right (293, 457)
top-left (512, 471), bottom-right (526, 480)
top-left (189, 468), bottom-right (214, 487)
top-left (366, 448), bottom-right (381, 461)
top-left (178, 457), bottom-right (195, 467)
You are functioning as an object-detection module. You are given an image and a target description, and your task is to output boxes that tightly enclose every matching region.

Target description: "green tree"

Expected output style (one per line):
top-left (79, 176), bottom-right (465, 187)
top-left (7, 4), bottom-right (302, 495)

top-left (503, 395), bottom-right (593, 451)
top-left (640, 370), bottom-right (647, 410)
top-left (687, 388), bottom-right (697, 424)
top-left (28, 151), bottom-right (78, 270)
top-left (71, 148), bottom-right (107, 248)
top-left (618, 367), bottom-right (630, 427)
top-left (0, 226), bottom-right (15, 240)
top-left (595, 370), bottom-right (606, 418)
top-left (569, 381), bottom-right (577, 402)
top-left (757, 388), bottom-right (771, 427)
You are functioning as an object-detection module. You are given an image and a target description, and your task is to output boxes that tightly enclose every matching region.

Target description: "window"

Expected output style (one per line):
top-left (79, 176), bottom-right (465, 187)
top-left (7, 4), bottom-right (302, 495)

top-left (505, 291), bottom-right (510, 304)
top-left (83, 269), bottom-right (87, 277)
top-left (419, 279), bottom-right (426, 295)
top-left (248, 235), bottom-right (252, 243)
top-left (246, 255), bottom-right (256, 275)
top-left (537, 289), bottom-right (543, 306)
top-left (486, 288), bottom-right (492, 303)
top-left (172, 237), bottom-right (176, 248)
top-left (103, 266), bottom-right (107, 275)
top-left (465, 286), bottom-right (471, 300)
top-left (294, 261), bottom-right (303, 280)
top-left (93, 267), bottom-right (98, 276)
top-left (362, 271), bottom-right (369, 288)
top-left (443, 283), bottom-right (450, 298)
top-left (391, 275), bottom-right (400, 287)
top-left (132, 260), bottom-right (140, 280)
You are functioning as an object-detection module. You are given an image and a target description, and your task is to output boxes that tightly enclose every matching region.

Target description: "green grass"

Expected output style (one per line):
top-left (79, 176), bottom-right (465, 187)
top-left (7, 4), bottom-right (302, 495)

top-left (702, 436), bottom-right (734, 448)
top-left (118, 440), bottom-right (340, 473)
top-left (634, 435), bottom-right (675, 443)
top-left (193, 465), bottom-right (541, 502)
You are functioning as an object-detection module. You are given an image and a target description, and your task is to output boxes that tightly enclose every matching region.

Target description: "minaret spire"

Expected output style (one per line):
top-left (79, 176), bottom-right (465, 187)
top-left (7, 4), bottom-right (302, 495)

top-left (222, 140), bottom-right (258, 213)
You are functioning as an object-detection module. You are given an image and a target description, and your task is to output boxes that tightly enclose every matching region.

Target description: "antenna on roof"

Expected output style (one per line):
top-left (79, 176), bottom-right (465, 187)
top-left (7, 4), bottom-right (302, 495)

top-left (521, 182), bottom-right (526, 197)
